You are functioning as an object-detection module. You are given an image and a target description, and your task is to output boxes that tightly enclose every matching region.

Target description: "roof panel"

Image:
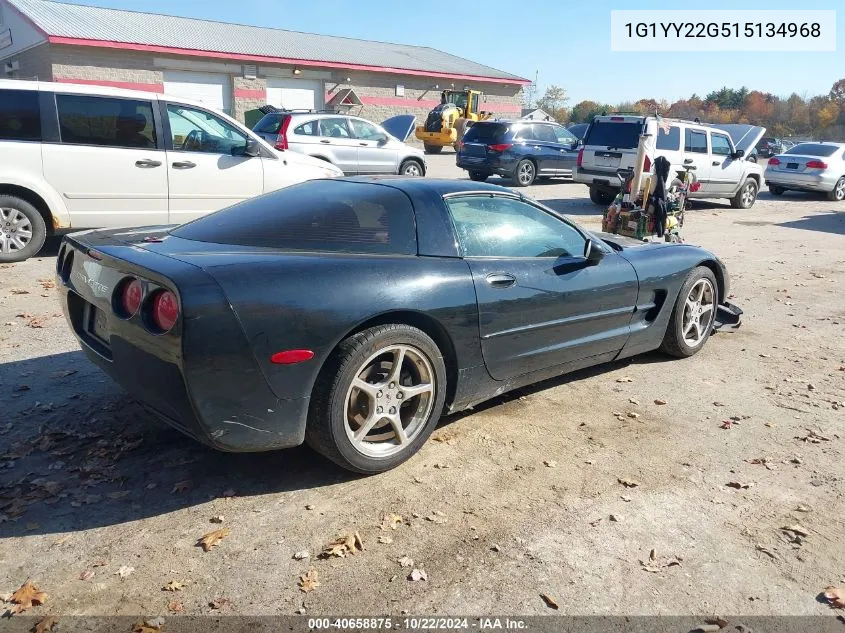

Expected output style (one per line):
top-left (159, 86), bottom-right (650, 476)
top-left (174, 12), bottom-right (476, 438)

top-left (7, 0), bottom-right (528, 82)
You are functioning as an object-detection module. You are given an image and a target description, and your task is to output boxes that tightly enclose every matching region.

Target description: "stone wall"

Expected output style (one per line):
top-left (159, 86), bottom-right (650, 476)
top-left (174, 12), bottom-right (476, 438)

top-left (1, 42), bottom-right (53, 81)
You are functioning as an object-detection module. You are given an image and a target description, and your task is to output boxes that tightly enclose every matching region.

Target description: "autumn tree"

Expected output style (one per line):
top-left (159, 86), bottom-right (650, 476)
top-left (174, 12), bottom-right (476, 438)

top-left (829, 78), bottom-right (845, 105)
top-left (569, 100), bottom-right (609, 123)
top-left (535, 85), bottom-right (569, 122)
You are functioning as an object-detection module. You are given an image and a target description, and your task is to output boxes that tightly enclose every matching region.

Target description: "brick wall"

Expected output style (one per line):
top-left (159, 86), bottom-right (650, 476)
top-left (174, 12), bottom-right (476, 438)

top-left (1, 42), bottom-right (53, 80)
top-left (232, 76), bottom-right (267, 122)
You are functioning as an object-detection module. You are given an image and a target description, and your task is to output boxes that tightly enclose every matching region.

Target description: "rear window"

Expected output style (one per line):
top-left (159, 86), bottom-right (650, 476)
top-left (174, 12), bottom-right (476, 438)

top-left (57, 94), bottom-right (156, 148)
top-left (785, 143), bottom-right (838, 157)
top-left (171, 180), bottom-right (417, 255)
top-left (0, 89), bottom-right (41, 141)
top-left (463, 123), bottom-right (509, 143)
top-left (584, 121), bottom-right (643, 149)
top-left (253, 114), bottom-right (284, 134)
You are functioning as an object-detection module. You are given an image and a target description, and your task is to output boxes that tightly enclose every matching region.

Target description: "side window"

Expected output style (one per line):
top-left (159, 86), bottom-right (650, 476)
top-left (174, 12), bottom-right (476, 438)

top-left (57, 95), bottom-right (156, 148)
top-left (318, 117), bottom-right (352, 139)
top-left (533, 124), bottom-right (558, 143)
top-left (553, 126), bottom-right (576, 144)
top-left (0, 90), bottom-right (41, 141)
top-left (513, 124), bottom-right (534, 141)
top-left (293, 120), bottom-right (317, 136)
top-left (710, 133), bottom-right (732, 156)
top-left (350, 119), bottom-right (387, 141)
top-left (446, 196), bottom-right (586, 259)
top-left (656, 125), bottom-right (680, 151)
top-left (684, 129), bottom-right (708, 154)
top-left (167, 104), bottom-right (247, 154)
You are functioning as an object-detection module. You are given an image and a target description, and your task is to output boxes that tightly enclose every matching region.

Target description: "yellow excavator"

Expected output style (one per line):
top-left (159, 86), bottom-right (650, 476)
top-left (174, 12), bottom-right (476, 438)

top-left (415, 89), bottom-right (491, 154)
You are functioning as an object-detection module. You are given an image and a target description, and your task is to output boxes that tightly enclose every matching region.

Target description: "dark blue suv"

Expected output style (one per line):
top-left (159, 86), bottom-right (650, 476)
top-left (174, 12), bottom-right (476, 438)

top-left (456, 120), bottom-right (580, 186)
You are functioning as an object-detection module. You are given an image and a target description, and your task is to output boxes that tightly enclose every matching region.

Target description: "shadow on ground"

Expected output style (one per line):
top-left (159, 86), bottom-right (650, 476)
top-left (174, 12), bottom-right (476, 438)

top-left (777, 211), bottom-right (845, 236)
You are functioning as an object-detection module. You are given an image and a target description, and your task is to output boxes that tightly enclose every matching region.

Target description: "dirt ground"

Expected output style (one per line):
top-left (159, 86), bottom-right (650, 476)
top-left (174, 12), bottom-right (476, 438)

top-left (1, 154), bottom-right (844, 619)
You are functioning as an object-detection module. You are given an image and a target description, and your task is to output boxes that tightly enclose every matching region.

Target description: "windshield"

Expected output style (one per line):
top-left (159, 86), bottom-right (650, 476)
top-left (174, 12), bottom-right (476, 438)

top-left (446, 92), bottom-right (469, 110)
top-left (585, 121), bottom-right (643, 149)
top-left (785, 143), bottom-right (839, 157)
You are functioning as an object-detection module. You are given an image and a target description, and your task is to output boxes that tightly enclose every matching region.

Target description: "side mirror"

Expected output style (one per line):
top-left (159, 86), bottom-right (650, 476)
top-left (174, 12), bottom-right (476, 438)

top-left (236, 138), bottom-right (261, 157)
top-left (377, 135), bottom-right (389, 145)
top-left (584, 238), bottom-right (605, 266)
top-left (732, 149), bottom-right (745, 159)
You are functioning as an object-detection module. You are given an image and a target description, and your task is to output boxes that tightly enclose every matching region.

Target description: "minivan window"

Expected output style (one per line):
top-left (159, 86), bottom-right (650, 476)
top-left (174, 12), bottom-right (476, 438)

top-left (656, 125), bottom-right (680, 151)
top-left (57, 95), bottom-right (156, 148)
top-left (710, 133), bottom-right (732, 156)
top-left (462, 123), bottom-right (508, 143)
top-left (532, 124), bottom-right (557, 143)
top-left (167, 104), bottom-right (247, 154)
top-left (0, 89), bottom-right (41, 141)
top-left (684, 129), bottom-right (708, 154)
top-left (585, 121), bottom-right (643, 149)
top-left (785, 143), bottom-right (838, 157)
top-left (171, 180), bottom-right (417, 255)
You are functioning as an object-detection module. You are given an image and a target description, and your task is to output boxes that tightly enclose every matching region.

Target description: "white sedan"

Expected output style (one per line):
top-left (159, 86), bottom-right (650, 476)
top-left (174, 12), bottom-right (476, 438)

top-left (764, 142), bottom-right (845, 201)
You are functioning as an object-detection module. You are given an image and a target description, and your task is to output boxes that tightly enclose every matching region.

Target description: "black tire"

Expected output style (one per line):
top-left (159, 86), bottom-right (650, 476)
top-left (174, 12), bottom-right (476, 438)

top-left (588, 184), bottom-right (616, 206)
top-left (769, 185), bottom-right (785, 196)
top-left (826, 176), bottom-right (845, 201)
top-left (305, 324), bottom-right (447, 474)
top-left (399, 159), bottom-right (424, 177)
top-left (660, 266), bottom-right (719, 358)
top-left (423, 143), bottom-right (443, 155)
top-left (468, 171), bottom-right (489, 182)
top-left (512, 159), bottom-right (536, 187)
top-left (0, 195), bottom-right (47, 263)
top-left (731, 178), bottom-right (758, 209)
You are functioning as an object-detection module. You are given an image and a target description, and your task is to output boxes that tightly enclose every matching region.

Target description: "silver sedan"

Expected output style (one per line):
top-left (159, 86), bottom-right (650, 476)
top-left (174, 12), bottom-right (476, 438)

top-left (764, 142), bottom-right (845, 201)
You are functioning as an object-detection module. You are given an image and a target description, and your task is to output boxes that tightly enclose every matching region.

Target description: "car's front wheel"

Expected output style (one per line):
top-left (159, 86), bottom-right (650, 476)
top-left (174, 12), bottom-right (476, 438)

top-left (512, 159), bottom-right (536, 187)
top-left (399, 159), bottom-right (424, 177)
top-left (731, 178), bottom-right (758, 209)
top-left (0, 196), bottom-right (47, 263)
top-left (660, 266), bottom-right (718, 358)
top-left (826, 176), bottom-right (845, 201)
top-left (468, 171), bottom-right (489, 182)
top-left (306, 324), bottom-right (447, 473)
top-left (769, 185), bottom-right (785, 196)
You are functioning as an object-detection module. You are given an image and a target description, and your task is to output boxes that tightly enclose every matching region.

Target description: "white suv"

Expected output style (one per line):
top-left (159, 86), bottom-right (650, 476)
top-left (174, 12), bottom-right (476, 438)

top-left (0, 79), bottom-right (342, 262)
top-left (574, 115), bottom-right (765, 209)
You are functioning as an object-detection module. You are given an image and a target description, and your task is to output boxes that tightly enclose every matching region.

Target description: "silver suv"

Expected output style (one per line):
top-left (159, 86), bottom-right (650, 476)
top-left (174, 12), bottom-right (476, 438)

top-left (575, 115), bottom-right (765, 209)
top-left (253, 111), bottom-right (426, 177)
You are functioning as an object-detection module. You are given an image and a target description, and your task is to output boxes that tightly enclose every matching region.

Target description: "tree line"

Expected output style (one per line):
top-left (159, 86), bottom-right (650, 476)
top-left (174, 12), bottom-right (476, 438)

top-left (530, 79), bottom-right (845, 140)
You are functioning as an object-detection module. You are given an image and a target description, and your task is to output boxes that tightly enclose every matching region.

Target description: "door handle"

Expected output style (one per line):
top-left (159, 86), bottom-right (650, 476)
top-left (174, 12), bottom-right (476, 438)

top-left (172, 161), bottom-right (196, 169)
top-left (683, 158), bottom-right (694, 164)
top-left (712, 161), bottom-right (720, 166)
top-left (486, 273), bottom-right (516, 288)
top-left (320, 139), bottom-right (331, 144)
top-left (135, 159), bottom-right (162, 168)
top-left (359, 142), bottom-right (368, 146)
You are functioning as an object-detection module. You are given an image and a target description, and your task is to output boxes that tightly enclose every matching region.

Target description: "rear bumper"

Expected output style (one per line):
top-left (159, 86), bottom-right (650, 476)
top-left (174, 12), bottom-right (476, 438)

top-left (456, 154), bottom-right (515, 176)
top-left (765, 171), bottom-right (837, 192)
top-left (574, 167), bottom-right (620, 187)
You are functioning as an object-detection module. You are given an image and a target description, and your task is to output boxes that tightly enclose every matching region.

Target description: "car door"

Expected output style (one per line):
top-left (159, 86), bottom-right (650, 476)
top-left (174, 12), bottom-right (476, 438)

top-left (42, 93), bottom-right (168, 228)
top-left (551, 124), bottom-right (579, 174)
top-left (349, 118), bottom-right (397, 174)
top-left (707, 131), bottom-right (744, 195)
top-left (682, 128), bottom-right (711, 190)
top-left (445, 193), bottom-right (639, 381)
top-left (316, 117), bottom-right (359, 175)
top-left (518, 123), bottom-right (557, 174)
top-left (164, 102), bottom-right (263, 224)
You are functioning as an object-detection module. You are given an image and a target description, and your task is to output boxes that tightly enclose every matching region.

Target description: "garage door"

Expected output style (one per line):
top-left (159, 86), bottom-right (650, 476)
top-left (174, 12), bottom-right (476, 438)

top-left (163, 71), bottom-right (232, 114)
top-left (266, 78), bottom-right (323, 111)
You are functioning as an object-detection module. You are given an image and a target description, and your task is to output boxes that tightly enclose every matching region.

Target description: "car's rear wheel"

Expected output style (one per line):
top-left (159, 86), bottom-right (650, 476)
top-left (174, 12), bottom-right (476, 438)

top-left (588, 184), bottom-right (616, 206)
top-left (769, 185), bottom-right (785, 196)
top-left (731, 178), bottom-right (758, 209)
top-left (0, 196), bottom-right (47, 263)
top-left (660, 266), bottom-right (718, 358)
top-left (513, 159), bottom-right (536, 187)
top-left (423, 143), bottom-right (442, 155)
top-left (826, 177), bottom-right (845, 201)
top-left (399, 159), bottom-right (424, 177)
top-left (468, 171), bottom-right (489, 182)
top-left (306, 324), bottom-right (447, 474)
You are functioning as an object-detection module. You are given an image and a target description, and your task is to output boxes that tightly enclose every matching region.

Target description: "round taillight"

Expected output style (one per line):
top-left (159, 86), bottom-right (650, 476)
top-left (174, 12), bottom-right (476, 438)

top-left (120, 278), bottom-right (143, 317)
top-left (150, 290), bottom-right (179, 332)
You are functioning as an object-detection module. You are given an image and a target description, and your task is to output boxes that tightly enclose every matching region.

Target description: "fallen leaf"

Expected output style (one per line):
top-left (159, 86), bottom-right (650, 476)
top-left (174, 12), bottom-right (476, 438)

top-left (167, 599), bottom-right (184, 613)
top-left (210, 515), bottom-right (224, 524)
top-left (34, 616), bottom-right (59, 633)
top-left (654, 399), bottom-right (667, 405)
top-left (618, 478), bottom-right (639, 488)
top-left (639, 549), bottom-right (683, 572)
top-left (726, 481), bottom-right (754, 489)
top-left (755, 544), bottom-right (777, 559)
top-left (322, 532), bottom-right (362, 558)
top-left (425, 511), bottom-right (448, 525)
top-left (293, 551), bottom-right (309, 560)
top-left (377, 536), bottom-right (393, 545)
top-left (10, 289), bottom-right (30, 295)
top-left (823, 586), bottom-right (845, 609)
top-left (626, 412), bottom-right (640, 419)
top-left (6, 580), bottom-right (47, 614)
top-left (116, 566), bottom-right (135, 579)
top-left (162, 581), bottom-right (184, 592)
top-left (197, 528), bottom-right (230, 552)
top-left (380, 513), bottom-right (403, 531)
top-left (52, 536), bottom-right (70, 546)
top-left (796, 429), bottom-right (830, 443)
top-left (408, 568), bottom-right (427, 582)
top-left (628, 398), bottom-right (640, 405)
top-left (78, 569), bottom-right (94, 581)
top-left (781, 524), bottom-right (810, 537)
top-left (171, 480), bottom-right (192, 494)
top-left (720, 420), bottom-right (733, 429)
top-left (299, 568), bottom-right (320, 593)
top-left (543, 460), bottom-right (557, 468)
top-left (91, 559), bottom-right (108, 568)
top-left (616, 376), bottom-right (633, 383)
top-left (398, 555), bottom-right (414, 568)
top-left (620, 495), bottom-right (632, 502)
top-left (49, 370), bottom-right (77, 379)
top-left (132, 622), bottom-right (161, 633)
top-left (38, 279), bottom-right (56, 290)
top-left (540, 593), bottom-right (559, 610)
top-left (208, 597), bottom-right (230, 610)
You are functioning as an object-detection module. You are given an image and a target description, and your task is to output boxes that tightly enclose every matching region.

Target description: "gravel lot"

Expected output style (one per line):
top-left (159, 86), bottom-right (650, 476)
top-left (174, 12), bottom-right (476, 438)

top-left (1, 153), bottom-right (844, 618)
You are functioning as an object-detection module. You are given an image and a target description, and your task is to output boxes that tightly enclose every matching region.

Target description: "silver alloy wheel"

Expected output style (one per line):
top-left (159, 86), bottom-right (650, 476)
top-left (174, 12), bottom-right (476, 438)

top-left (343, 344), bottom-right (436, 458)
top-left (517, 161), bottom-right (535, 185)
top-left (682, 278), bottom-right (715, 347)
top-left (402, 162), bottom-right (422, 176)
top-left (0, 208), bottom-right (33, 255)
top-left (835, 178), bottom-right (845, 201)
top-left (741, 182), bottom-right (756, 207)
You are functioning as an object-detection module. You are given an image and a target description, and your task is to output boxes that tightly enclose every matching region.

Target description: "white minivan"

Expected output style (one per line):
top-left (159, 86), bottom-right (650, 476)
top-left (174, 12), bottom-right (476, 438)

top-left (0, 79), bottom-right (343, 262)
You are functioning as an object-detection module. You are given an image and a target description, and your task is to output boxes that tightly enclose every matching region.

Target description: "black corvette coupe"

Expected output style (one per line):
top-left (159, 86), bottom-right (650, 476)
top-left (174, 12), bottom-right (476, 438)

top-left (57, 178), bottom-right (740, 473)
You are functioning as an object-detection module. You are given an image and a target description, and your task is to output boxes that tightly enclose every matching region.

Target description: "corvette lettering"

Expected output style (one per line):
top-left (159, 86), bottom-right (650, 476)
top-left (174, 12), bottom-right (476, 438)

top-left (72, 270), bottom-right (109, 295)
